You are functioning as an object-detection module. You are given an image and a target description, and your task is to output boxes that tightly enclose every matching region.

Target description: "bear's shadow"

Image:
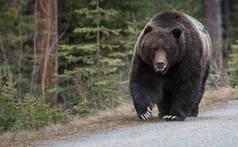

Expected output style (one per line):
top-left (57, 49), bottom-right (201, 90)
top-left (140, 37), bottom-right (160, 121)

top-left (129, 115), bottom-right (220, 123)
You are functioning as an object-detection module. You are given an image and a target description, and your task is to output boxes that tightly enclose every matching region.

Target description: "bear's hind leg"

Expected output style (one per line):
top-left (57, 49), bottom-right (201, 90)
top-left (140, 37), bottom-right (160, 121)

top-left (188, 105), bottom-right (199, 117)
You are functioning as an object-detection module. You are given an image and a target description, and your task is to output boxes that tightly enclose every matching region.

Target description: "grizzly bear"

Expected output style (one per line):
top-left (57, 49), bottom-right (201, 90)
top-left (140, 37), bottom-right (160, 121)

top-left (129, 10), bottom-right (211, 121)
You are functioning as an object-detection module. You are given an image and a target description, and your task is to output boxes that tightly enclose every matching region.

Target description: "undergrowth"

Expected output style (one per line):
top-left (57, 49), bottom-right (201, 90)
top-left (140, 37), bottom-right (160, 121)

top-left (0, 73), bottom-right (69, 133)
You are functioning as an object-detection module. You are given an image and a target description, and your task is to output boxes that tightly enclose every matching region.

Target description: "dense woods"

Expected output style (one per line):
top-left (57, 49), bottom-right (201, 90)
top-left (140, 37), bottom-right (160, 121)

top-left (0, 0), bottom-right (238, 132)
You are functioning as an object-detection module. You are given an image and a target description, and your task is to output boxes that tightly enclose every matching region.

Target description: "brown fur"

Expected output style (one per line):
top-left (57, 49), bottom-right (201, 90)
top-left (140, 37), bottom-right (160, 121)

top-left (129, 10), bottom-right (211, 121)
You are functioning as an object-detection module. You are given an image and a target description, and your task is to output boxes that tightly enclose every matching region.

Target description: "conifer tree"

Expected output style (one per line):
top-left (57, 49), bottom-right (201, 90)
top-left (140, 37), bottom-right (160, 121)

top-left (56, 0), bottom-right (128, 113)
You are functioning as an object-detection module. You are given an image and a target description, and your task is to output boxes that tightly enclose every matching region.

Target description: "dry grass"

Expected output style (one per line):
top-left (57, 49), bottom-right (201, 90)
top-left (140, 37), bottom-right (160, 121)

top-left (1, 87), bottom-right (238, 147)
top-left (200, 87), bottom-right (238, 111)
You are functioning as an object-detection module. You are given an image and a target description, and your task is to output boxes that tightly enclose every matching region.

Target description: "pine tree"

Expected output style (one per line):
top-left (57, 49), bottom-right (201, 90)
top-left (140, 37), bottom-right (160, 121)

top-left (55, 0), bottom-right (129, 114)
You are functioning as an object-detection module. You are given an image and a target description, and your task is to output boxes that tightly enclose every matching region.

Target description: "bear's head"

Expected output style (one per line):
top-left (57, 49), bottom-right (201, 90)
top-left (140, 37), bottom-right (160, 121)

top-left (139, 25), bottom-right (184, 74)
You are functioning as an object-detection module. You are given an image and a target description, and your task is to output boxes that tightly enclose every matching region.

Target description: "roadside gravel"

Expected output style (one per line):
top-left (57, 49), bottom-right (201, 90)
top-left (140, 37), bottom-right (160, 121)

top-left (39, 100), bottom-right (238, 147)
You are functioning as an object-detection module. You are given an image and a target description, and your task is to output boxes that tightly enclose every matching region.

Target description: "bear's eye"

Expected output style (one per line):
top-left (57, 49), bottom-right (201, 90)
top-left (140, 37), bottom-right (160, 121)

top-left (164, 47), bottom-right (169, 51)
top-left (152, 48), bottom-right (157, 51)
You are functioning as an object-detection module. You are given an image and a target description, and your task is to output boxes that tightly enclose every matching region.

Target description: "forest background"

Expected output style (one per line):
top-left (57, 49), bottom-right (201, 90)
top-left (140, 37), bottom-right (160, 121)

top-left (0, 0), bottom-right (238, 133)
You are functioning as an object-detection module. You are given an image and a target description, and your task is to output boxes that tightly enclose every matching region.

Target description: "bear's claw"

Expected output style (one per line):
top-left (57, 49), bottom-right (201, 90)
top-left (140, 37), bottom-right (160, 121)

top-left (163, 115), bottom-right (177, 120)
top-left (140, 107), bottom-right (152, 120)
top-left (162, 115), bottom-right (185, 121)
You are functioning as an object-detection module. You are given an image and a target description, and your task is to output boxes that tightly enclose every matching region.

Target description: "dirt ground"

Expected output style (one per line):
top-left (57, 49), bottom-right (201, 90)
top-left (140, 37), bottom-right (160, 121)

top-left (1, 87), bottom-right (238, 147)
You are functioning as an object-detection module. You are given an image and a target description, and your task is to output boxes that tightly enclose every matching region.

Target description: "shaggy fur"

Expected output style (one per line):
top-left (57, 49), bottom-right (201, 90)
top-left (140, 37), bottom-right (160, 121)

top-left (129, 10), bottom-right (211, 121)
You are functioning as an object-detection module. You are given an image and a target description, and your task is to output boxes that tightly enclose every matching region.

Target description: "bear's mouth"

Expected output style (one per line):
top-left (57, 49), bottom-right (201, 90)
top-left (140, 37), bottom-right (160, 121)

top-left (154, 67), bottom-right (168, 74)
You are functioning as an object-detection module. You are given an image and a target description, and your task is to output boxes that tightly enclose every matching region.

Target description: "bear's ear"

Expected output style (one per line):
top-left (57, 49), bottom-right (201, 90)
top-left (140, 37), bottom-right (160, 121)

top-left (144, 25), bottom-right (153, 35)
top-left (171, 28), bottom-right (182, 38)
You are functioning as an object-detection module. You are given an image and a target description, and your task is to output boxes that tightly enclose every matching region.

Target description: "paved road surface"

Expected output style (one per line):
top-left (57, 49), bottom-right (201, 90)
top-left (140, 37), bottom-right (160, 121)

top-left (39, 100), bottom-right (238, 147)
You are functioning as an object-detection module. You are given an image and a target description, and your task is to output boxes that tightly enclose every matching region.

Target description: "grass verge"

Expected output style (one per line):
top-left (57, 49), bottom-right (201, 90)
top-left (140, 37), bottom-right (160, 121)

top-left (1, 87), bottom-right (238, 147)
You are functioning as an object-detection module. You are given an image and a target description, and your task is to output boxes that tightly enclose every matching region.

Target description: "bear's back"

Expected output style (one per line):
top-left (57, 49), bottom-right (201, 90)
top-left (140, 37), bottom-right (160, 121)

top-left (184, 14), bottom-right (212, 60)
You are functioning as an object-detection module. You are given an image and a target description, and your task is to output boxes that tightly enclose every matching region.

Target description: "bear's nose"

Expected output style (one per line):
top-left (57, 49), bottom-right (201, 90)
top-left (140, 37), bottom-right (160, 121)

top-left (157, 61), bottom-right (164, 69)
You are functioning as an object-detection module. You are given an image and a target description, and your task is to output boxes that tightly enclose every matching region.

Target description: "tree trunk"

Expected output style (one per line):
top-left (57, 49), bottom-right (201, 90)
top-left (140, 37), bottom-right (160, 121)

top-left (34, 0), bottom-right (58, 105)
top-left (205, 0), bottom-right (225, 88)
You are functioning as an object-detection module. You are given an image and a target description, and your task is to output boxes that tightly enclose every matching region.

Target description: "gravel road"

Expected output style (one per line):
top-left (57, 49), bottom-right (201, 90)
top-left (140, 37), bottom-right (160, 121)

top-left (39, 100), bottom-right (238, 147)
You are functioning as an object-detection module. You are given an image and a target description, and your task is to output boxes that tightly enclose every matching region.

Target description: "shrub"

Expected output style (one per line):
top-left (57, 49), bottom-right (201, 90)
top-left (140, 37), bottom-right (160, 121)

top-left (0, 75), bottom-right (18, 132)
top-left (0, 73), bottom-right (69, 133)
top-left (13, 95), bottom-right (69, 130)
top-left (228, 42), bottom-right (238, 87)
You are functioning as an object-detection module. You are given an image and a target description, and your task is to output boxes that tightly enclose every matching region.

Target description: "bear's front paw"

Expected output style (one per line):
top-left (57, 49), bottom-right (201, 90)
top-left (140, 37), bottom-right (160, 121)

top-left (158, 112), bottom-right (169, 119)
top-left (139, 107), bottom-right (152, 120)
top-left (162, 115), bottom-right (185, 121)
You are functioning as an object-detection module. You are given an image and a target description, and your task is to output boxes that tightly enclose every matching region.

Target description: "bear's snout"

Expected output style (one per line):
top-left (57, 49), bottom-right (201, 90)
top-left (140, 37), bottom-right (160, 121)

top-left (154, 51), bottom-right (168, 73)
top-left (157, 61), bottom-right (165, 69)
